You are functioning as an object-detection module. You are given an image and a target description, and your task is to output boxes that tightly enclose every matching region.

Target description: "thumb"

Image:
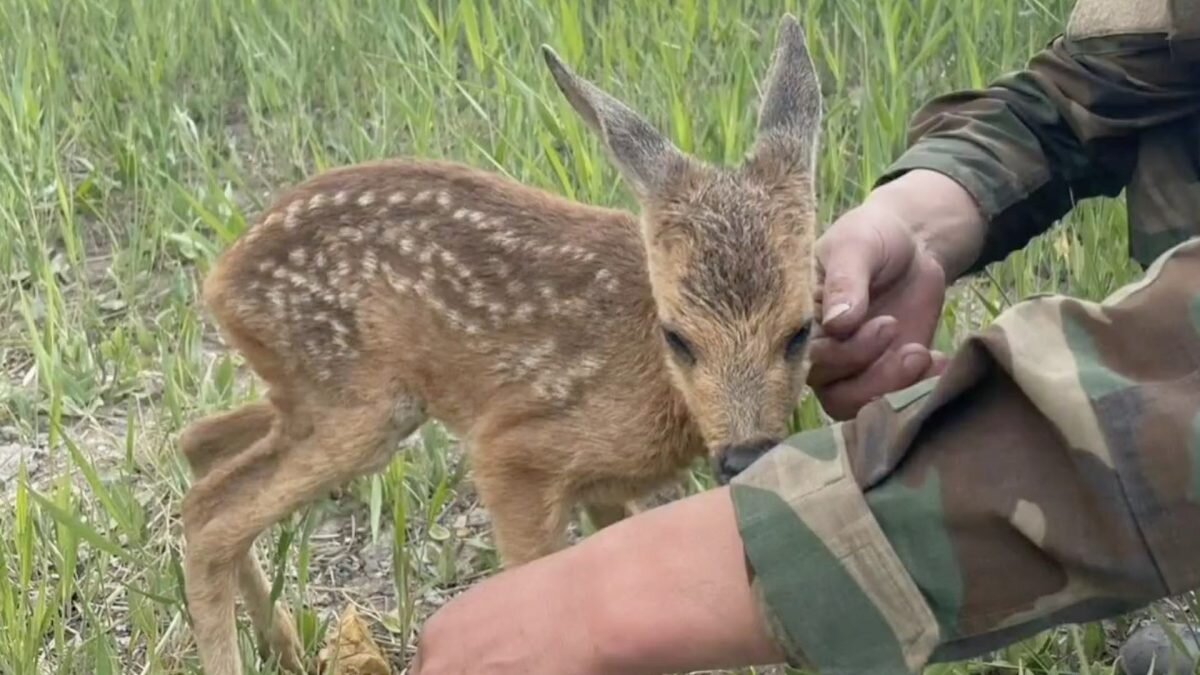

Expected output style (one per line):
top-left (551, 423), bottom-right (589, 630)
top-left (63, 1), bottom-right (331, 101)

top-left (816, 225), bottom-right (883, 337)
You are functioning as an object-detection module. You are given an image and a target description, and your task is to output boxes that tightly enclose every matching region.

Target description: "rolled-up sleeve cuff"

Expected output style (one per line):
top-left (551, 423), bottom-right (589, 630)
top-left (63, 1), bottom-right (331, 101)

top-left (729, 425), bottom-right (941, 675)
top-left (877, 137), bottom-right (1035, 223)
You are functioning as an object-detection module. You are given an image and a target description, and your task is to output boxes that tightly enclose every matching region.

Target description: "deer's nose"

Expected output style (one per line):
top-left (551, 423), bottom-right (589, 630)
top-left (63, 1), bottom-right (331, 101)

top-left (713, 438), bottom-right (779, 485)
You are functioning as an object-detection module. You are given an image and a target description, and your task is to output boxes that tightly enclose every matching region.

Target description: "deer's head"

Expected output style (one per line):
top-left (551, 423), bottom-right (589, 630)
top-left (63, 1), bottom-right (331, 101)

top-left (544, 15), bottom-right (822, 484)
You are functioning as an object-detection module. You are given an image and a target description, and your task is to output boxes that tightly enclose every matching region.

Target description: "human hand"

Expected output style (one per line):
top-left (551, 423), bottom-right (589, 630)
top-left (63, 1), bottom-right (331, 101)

top-left (809, 170), bottom-right (986, 420)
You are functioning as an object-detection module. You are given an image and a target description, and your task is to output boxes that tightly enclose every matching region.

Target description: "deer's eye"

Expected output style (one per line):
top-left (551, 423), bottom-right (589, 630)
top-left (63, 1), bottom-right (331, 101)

top-left (662, 327), bottom-right (696, 366)
top-left (785, 320), bottom-right (814, 360)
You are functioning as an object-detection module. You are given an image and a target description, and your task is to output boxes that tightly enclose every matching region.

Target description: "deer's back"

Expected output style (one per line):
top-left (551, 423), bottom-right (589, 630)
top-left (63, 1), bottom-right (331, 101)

top-left (203, 159), bottom-right (659, 419)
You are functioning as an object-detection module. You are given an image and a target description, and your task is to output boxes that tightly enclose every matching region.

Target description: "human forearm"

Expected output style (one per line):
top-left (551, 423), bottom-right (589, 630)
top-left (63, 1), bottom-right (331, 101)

top-left (409, 485), bottom-right (785, 675)
top-left (584, 487), bottom-right (784, 674)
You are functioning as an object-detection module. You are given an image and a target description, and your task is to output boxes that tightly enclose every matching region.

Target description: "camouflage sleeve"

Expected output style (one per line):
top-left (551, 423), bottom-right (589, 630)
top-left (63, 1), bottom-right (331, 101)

top-left (730, 237), bottom-right (1200, 673)
top-left (877, 0), bottom-right (1200, 274)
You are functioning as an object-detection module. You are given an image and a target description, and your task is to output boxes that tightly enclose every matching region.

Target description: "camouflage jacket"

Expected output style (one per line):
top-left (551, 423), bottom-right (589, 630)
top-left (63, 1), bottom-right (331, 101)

top-left (729, 1), bottom-right (1200, 673)
top-left (881, 0), bottom-right (1200, 271)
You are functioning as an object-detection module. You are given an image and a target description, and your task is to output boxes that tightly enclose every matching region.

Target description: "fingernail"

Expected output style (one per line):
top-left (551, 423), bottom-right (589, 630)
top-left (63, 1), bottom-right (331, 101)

top-left (824, 302), bottom-right (851, 323)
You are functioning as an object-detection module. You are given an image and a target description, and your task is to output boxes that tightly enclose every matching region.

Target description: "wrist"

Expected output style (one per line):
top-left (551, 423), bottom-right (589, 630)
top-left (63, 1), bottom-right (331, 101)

top-left (868, 169), bottom-right (987, 281)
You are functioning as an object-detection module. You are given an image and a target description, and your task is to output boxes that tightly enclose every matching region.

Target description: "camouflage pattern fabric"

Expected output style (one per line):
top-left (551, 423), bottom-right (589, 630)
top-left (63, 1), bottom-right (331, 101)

top-left (878, 0), bottom-right (1200, 271)
top-left (730, 1), bottom-right (1200, 672)
top-left (732, 235), bottom-right (1200, 674)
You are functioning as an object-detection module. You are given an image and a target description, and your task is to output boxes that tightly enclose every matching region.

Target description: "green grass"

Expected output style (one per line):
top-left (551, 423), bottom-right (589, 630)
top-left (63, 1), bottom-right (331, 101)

top-left (0, 0), bottom-right (1185, 673)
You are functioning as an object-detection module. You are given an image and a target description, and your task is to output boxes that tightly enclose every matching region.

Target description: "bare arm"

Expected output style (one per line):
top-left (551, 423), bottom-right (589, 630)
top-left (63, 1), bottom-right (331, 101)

top-left (409, 486), bottom-right (782, 675)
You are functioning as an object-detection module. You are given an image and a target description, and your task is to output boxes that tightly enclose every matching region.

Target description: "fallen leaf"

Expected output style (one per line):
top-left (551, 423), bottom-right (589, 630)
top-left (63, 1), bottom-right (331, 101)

top-left (317, 604), bottom-right (393, 675)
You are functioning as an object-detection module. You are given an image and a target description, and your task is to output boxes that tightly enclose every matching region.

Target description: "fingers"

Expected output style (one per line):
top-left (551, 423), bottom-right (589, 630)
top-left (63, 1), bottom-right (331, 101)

top-left (814, 343), bottom-right (935, 421)
top-left (814, 225), bottom-right (884, 338)
top-left (807, 315), bottom-right (897, 386)
top-left (927, 349), bottom-right (950, 377)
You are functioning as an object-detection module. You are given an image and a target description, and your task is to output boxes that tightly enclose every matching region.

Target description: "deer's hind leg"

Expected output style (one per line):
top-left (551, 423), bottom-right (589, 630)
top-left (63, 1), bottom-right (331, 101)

top-left (181, 387), bottom-right (425, 675)
top-left (180, 401), bottom-right (275, 478)
top-left (179, 402), bottom-right (306, 671)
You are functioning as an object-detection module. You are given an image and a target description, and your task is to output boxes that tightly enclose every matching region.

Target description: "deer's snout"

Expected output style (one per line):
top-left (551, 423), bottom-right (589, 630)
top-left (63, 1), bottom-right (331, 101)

top-left (712, 437), bottom-right (779, 485)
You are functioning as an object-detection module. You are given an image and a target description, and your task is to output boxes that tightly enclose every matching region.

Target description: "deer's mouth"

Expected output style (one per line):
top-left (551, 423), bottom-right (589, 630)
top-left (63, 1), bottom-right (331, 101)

top-left (711, 437), bottom-right (780, 484)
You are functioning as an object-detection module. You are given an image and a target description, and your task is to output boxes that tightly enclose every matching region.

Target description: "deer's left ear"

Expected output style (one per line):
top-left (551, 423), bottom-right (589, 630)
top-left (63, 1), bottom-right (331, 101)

top-left (745, 14), bottom-right (823, 179)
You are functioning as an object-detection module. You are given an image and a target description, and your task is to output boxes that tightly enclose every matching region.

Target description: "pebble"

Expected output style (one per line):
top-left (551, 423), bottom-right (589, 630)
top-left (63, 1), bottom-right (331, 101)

top-left (1119, 623), bottom-right (1200, 675)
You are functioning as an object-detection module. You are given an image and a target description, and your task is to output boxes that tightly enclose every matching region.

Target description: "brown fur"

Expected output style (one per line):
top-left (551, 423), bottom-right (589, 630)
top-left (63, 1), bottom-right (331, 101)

top-left (179, 15), bottom-right (823, 674)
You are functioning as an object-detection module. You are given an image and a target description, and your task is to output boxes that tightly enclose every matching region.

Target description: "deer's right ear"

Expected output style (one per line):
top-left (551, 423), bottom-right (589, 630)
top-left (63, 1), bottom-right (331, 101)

top-left (542, 45), bottom-right (686, 198)
top-left (747, 14), bottom-right (823, 178)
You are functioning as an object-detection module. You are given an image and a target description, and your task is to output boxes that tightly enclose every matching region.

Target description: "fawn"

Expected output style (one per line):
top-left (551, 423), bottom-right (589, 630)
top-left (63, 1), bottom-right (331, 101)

top-left (179, 14), bottom-right (823, 675)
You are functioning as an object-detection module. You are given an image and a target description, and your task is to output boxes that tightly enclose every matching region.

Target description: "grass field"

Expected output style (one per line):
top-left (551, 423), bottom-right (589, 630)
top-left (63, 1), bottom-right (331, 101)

top-left (0, 0), bottom-right (1185, 673)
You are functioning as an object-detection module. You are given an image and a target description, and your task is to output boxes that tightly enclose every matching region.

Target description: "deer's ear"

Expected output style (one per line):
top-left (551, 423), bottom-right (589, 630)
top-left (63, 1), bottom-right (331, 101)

top-left (747, 14), bottom-right (823, 177)
top-left (542, 45), bottom-right (687, 198)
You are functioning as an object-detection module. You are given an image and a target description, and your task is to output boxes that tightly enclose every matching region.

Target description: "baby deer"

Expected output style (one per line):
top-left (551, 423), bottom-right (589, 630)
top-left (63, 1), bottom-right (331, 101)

top-left (179, 14), bottom-right (823, 675)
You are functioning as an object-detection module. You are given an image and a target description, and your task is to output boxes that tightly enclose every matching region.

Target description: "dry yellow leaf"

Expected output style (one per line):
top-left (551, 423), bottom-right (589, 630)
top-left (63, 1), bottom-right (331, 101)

top-left (316, 604), bottom-right (393, 675)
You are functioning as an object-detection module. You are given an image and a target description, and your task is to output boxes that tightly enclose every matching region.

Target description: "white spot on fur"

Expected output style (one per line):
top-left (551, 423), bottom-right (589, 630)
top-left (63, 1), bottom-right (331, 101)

top-left (414, 189), bottom-right (432, 204)
top-left (489, 231), bottom-right (518, 250)
top-left (595, 268), bottom-right (619, 293)
top-left (333, 190), bottom-right (349, 206)
top-left (384, 263), bottom-right (412, 293)
top-left (436, 191), bottom-right (452, 208)
top-left (289, 249), bottom-right (308, 266)
top-left (478, 215), bottom-right (505, 230)
top-left (267, 287), bottom-right (285, 310)
top-left (284, 270), bottom-right (306, 288)
top-left (284, 200), bottom-right (303, 230)
top-left (357, 191), bottom-right (376, 207)
top-left (308, 193), bottom-right (328, 211)
top-left (388, 191), bottom-right (407, 205)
